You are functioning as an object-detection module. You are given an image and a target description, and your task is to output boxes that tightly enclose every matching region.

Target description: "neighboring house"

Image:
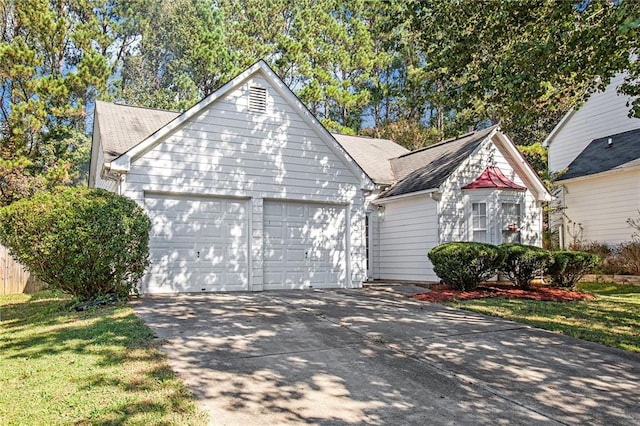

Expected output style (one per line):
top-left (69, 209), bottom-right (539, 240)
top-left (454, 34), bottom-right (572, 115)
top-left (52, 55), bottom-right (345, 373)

top-left (365, 126), bottom-right (551, 282)
top-left (544, 73), bottom-right (640, 246)
top-left (90, 60), bottom-right (549, 291)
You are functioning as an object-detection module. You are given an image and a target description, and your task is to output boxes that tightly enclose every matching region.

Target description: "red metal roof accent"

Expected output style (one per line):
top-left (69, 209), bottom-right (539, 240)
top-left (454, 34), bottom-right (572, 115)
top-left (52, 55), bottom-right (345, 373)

top-left (461, 166), bottom-right (526, 190)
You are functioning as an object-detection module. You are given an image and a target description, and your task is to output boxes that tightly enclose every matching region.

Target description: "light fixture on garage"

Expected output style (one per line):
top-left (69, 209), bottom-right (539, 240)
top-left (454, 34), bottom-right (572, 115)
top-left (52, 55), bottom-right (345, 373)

top-left (376, 205), bottom-right (385, 219)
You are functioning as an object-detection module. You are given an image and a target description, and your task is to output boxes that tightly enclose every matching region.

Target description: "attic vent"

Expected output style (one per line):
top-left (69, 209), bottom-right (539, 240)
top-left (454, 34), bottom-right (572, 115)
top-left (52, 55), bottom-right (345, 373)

top-left (248, 86), bottom-right (267, 113)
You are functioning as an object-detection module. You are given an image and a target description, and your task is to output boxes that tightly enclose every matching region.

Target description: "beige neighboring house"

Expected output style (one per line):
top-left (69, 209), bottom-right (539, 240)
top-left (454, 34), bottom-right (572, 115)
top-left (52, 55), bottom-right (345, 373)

top-left (544, 73), bottom-right (640, 247)
top-left (90, 61), bottom-right (550, 292)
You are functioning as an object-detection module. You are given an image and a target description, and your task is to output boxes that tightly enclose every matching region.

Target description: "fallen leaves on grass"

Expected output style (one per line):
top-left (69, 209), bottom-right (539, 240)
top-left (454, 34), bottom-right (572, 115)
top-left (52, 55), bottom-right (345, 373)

top-left (413, 285), bottom-right (594, 303)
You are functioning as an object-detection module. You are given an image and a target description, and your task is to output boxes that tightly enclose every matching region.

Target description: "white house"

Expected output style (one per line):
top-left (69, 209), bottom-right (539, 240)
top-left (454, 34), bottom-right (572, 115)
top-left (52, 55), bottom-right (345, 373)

top-left (90, 60), bottom-right (373, 293)
top-left (361, 126), bottom-right (551, 282)
top-left (544, 73), bottom-right (640, 246)
top-left (90, 61), bottom-right (550, 291)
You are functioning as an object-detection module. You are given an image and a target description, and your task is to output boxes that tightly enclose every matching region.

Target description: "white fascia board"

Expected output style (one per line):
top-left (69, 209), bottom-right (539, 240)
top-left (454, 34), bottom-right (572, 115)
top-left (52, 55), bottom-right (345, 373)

top-left (105, 155), bottom-right (131, 173)
top-left (88, 116), bottom-right (101, 187)
top-left (260, 64), bottom-right (375, 190)
top-left (495, 132), bottom-right (553, 202)
top-left (542, 108), bottom-right (575, 148)
top-left (111, 61), bottom-right (266, 169)
top-left (372, 188), bottom-right (440, 205)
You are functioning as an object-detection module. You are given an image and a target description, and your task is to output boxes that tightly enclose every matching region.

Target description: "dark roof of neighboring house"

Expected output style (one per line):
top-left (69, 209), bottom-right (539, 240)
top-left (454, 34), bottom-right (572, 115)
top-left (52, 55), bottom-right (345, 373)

top-left (557, 128), bottom-right (640, 181)
top-left (380, 125), bottom-right (498, 198)
top-left (94, 101), bottom-right (180, 162)
top-left (462, 166), bottom-right (526, 190)
top-left (332, 134), bottom-right (409, 185)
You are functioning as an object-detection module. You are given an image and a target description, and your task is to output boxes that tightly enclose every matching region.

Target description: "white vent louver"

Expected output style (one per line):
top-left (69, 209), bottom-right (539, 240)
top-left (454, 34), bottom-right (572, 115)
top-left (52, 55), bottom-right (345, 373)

top-left (248, 86), bottom-right (267, 113)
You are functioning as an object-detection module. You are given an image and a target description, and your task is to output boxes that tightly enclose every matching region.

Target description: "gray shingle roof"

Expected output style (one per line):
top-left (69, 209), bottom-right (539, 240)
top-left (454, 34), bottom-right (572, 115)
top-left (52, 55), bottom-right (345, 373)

top-left (95, 101), bottom-right (179, 162)
top-left (557, 128), bottom-right (640, 181)
top-left (331, 134), bottom-right (409, 185)
top-left (380, 126), bottom-right (498, 198)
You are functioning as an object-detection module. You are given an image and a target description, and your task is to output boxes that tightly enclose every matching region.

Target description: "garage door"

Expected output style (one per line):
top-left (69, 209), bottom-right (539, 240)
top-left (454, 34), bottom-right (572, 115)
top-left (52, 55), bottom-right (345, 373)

top-left (263, 201), bottom-right (347, 290)
top-left (143, 193), bottom-right (249, 293)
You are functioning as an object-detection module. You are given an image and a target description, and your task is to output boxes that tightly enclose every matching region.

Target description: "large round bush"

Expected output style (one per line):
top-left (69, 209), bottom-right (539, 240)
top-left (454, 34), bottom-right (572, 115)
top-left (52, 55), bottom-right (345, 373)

top-left (545, 251), bottom-right (599, 288)
top-left (0, 187), bottom-right (150, 300)
top-left (499, 244), bottom-right (552, 290)
top-left (428, 242), bottom-right (504, 290)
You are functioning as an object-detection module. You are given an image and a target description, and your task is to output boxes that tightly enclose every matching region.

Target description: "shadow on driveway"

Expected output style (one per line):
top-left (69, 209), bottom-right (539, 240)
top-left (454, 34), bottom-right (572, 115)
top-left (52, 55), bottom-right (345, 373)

top-left (133, 288), bottom-right (640, 425)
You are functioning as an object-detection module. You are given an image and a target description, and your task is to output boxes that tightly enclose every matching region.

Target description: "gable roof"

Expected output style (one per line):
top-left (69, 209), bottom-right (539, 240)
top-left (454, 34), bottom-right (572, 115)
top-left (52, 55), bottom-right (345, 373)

top-left (332, 134), bottom-right (409, 185)
top-left (381, 126), bottom-right (498, 198)
top-left (462, 166), bottom-right (526, 190)
top-left (94, 101), bottom-right (179, 162)
top-left (93, 100), bottom-right (406, 187)
top-left (97, 60), bottom-right (372, 188)
top-left (557, 128), bottom-right (640, 181)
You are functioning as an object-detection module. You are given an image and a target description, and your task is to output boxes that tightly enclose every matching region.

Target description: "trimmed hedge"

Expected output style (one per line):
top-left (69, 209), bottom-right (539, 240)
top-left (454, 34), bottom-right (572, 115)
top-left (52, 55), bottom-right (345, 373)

top-left (499, 244), bottom-right (552, 290)
top-left (0, 187), bottom-right (150, 300)
top-left (546, 251), bottom-right (599, 288)
top-left (428, 242), bottom-right (504, 291)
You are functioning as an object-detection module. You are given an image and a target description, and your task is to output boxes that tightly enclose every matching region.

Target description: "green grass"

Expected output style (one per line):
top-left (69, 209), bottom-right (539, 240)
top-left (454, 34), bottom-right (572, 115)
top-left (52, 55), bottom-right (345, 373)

top-left (0, 291), bottom-right (207, 425)
top-left (445, 282), bottom-right (640, 353)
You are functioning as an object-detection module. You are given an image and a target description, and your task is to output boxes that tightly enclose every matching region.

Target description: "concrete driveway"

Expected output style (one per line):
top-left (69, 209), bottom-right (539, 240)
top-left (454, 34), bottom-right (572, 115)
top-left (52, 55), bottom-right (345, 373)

top-left (133, 287), bottom-right (640, 425)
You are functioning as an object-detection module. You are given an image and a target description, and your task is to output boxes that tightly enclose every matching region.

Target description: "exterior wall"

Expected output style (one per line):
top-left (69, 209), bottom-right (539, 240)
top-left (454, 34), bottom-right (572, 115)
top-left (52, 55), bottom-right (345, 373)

top-left (372, 195), bottom-right (439, 282)
top-left (93, 142), bottom-right (118, 192)
top-left (548, 73), bottom-right (640, 173)
top-left (439, 138), bottom-right (543, 246)
top-left (89, 121), bottom-right (118, 192)
top-left (562, 169), bottom-right (640, 246)
top-left (121, 73), bottom-right (366, 290)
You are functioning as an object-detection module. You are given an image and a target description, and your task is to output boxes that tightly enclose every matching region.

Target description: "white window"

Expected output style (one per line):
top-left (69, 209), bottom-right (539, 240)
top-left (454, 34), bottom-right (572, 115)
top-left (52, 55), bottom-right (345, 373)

top-left (501, 202), bottom-right (521, 243)
top-left (472, 202), bottom-right (487, 242)
top-left (248, 86), bottom-right (267, 113)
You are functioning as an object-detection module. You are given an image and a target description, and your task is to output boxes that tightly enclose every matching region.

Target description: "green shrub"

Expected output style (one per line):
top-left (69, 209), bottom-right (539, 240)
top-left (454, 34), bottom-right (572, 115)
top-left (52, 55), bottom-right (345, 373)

top-left (499, 244), bottom-right (552, 290)
top-left (546, 251), bottom-right (599, 288)
top-left (0, 187), bottom-right (150, 300)
top-left (428, 242), bottom-right (504, 291)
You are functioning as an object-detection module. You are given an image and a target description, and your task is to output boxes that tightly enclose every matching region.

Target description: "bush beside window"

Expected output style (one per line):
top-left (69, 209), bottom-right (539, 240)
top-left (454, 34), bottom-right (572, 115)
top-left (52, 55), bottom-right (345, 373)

top-left (499, 244), bottom-right (552, 290)
top-left (0, 187), bottom-right (151, 301)
top-left (428, 242), bottom-right (504, 291)
top-left (546, 251), bottom-right (599, 288)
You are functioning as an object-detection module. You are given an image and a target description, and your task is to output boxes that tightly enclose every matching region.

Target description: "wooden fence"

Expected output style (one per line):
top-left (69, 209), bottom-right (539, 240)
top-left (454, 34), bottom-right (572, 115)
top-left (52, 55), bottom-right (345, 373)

top-left (1, 244), bottom-right (45, 295)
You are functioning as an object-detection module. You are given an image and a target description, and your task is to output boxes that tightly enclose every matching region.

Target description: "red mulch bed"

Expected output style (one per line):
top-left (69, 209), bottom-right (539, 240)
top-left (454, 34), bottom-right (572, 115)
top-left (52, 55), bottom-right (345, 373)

top-left (413, 284), bottom-right (594, 303)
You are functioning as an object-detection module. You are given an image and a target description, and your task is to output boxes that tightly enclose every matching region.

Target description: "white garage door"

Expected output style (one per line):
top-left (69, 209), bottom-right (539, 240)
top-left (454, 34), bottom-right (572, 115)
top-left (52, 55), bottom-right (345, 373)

top-left (143, 193), bottom-right (249, 293)
top-left (263, 201), bottom-right (347, 290)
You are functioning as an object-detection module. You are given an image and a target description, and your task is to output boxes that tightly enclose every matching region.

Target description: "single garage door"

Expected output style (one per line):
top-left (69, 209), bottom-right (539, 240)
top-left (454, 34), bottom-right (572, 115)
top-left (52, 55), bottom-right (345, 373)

top-left (263, 200), bottom-right (347, 290)
top-left (143, 193), bottom-right (249, 293)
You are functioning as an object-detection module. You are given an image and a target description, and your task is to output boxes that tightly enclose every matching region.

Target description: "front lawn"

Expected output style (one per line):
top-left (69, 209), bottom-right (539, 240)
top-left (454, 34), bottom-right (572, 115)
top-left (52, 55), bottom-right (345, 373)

top-left (0, 291), bottom-right (206, 425)
top-left (444, 282), bottom-right (640, 353)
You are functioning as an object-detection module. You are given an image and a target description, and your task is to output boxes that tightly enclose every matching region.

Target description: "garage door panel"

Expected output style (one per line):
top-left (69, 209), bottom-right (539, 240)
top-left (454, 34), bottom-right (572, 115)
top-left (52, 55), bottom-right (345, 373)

top-left (144, 194), bottom-right (249, 293)
top-left (264, 200), bottom-right (347, 290)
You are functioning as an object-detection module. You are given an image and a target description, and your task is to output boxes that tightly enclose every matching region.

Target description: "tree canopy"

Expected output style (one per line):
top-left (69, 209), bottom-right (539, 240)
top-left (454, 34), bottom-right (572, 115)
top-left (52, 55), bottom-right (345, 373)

top-left (1, 0), bottom-right (638, 205)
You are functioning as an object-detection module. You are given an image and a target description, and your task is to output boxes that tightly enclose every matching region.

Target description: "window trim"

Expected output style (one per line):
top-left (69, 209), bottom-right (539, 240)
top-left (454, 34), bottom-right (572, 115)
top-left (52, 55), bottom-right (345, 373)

top-left (465, 189), bottom-right (524, 245)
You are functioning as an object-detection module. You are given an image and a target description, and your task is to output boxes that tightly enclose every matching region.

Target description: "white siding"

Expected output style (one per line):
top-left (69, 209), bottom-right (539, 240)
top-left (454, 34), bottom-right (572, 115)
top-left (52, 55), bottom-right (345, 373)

top-left (93, 139), bottom-right (117, 193)
top-left (373, 196), bottom-right (439, 282)
top-left (439, 138), bottom-right (543, 246)
top-left (122, 73), bottom-right (366, 291)
top-left (549, 73), bottom-right (640, 173)
top-left (562, 169), bottom-right (640, 245)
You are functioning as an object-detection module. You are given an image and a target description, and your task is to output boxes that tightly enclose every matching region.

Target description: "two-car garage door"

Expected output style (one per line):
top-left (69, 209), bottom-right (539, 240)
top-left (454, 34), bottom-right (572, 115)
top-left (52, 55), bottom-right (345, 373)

top-left (143, 194), bottom-right (347, 293)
